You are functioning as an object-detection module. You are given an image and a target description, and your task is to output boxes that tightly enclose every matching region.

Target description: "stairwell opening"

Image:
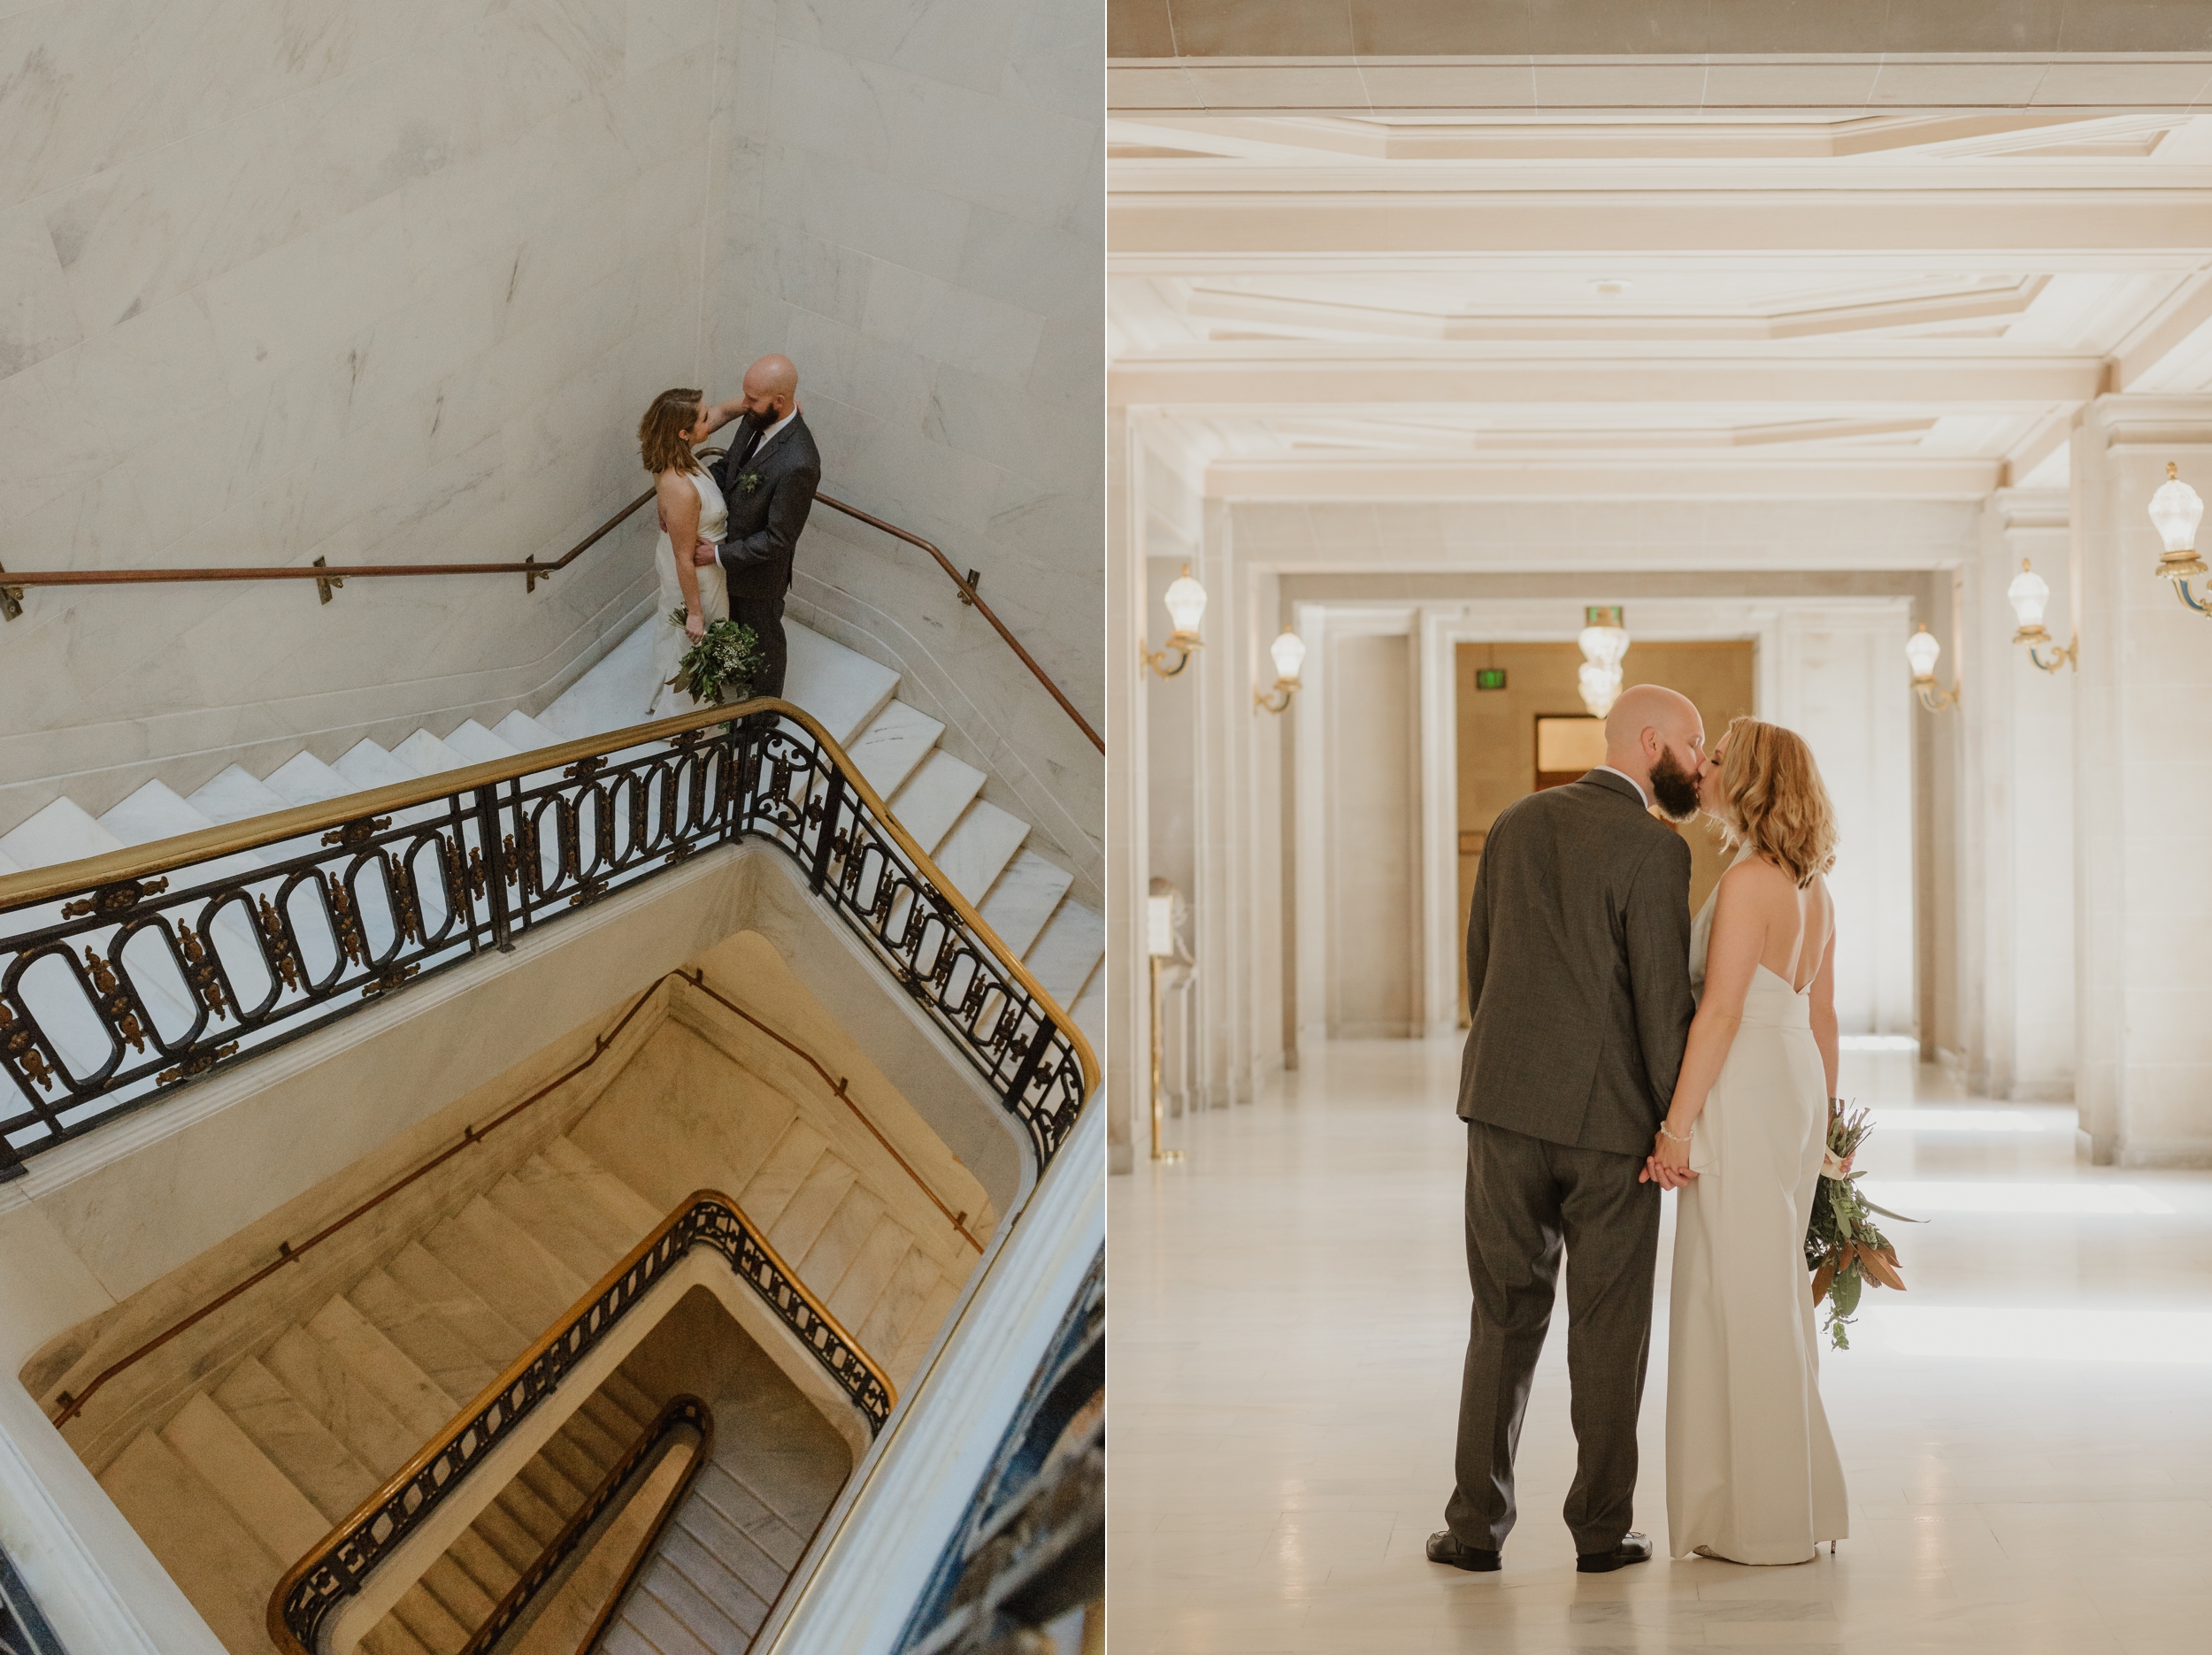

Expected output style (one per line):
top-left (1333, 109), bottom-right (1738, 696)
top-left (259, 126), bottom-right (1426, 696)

top-left (15, 897), bottom-right (1005, 1655)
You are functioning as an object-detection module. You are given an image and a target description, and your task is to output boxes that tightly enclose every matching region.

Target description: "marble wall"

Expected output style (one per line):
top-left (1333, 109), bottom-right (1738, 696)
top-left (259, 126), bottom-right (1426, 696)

top-left (0, 0), bottom-right (1105, 889)
top-left (0, 0), bottom-right (747, 830)
top-left (704, 0), bottom-right (1104, 891)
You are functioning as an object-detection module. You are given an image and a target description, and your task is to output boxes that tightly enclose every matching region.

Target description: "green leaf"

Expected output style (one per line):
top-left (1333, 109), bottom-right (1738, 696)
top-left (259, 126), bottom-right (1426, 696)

top-left (1832, 1266), bottom-right (1863, 1318)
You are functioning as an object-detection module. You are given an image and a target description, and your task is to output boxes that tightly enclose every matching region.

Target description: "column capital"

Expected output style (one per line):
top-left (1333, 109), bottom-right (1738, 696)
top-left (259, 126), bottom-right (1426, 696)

top-left (2081, 393), bottom-right (2212, 454)
top-left (1987, 487), bottom-right (2068, 537)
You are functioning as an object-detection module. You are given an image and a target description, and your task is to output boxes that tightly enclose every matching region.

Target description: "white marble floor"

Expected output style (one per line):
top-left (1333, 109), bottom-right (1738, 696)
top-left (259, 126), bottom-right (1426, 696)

top-left (1108, 1040), bottom-right (2212, 1654)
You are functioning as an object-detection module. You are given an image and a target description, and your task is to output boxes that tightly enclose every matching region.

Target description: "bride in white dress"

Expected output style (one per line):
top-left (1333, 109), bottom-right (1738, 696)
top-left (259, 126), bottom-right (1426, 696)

top-left (1650, 716), bottom-right (1849, 1566)
top-left (637, 387), bottom-right (738, 718)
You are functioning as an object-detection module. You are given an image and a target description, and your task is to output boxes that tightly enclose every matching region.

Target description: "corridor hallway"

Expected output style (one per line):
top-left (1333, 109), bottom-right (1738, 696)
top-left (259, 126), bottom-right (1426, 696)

top-left (1108, 1040), bottom-right (2212, 1654)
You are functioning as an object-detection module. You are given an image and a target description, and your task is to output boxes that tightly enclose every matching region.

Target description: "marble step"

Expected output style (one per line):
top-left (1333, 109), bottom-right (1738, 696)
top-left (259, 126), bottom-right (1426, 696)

top-left (262, 1322), bottom-right (420, 1478)
top-left (334, 739), bottom-right (421, 793)
top-left (979, 851), bottom-right (1075, 958)
top-left (889, 1276), bottom-right (962, 1387)
top-left (263, 749), bottom-right (354, 808)
top-left (439, 718), bottom-right (518, 765)
top-left (540, 1133), bottom-right (665, 1237)
top-left (855, 1248), bottom-right (944, 1363)
top-left (417, 1553), bottom-right (498, 1640)
top-left (98, 1429), bottom-right (283, 1655)
top-left (846, 700), bottom-right (943, 801)
top-left (887, 749), bottom-right (986, 855)
top-left (931, 800), bottom-right (1028, 908)
top-left (188, 762), bottom-right (292, 826)
top-left (501, 1147), bottom-right (649, 1270)
top-left (0, 795), bottom-right (126, 872)
top-left (159, 1390), bottom-right (329, 1564)
top-left (541, 625), bottom-right (658, 739)
top-left (390, 1579), bottom-right (472, 1655)
top-left (1022, 899), bottom-right (1105, 1011)
top-left (385, 1241), bottom-right (534, 1368)
top-left (347, 1267), bottom-right (502, 1406)
top-left (493, 710), bottom-right (565, 752)
top-left (390, 729), bottom-right (472, 780)
top-left (484, 1161), bottom-right (624, 1283)
top-left (363, 1616), bottom-right (435, 1655)
top-left (212, 1355), bottom-right (380, 1523)
top-left (423, 1194), bottom-right (591, 1338)
top-left (305, 1293), bottom-right (457, 1438)
top-left (785, 625), bottom-right (899, 747)
top-left (96, 779), bottom-right (225, 854)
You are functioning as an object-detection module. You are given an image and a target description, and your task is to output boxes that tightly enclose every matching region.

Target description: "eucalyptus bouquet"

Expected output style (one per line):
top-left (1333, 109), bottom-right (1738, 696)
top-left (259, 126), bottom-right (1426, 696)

top-left (665, 609), bottom-right (764, 706)
top-left (1803, 1101), bottom-right (1921, 1350)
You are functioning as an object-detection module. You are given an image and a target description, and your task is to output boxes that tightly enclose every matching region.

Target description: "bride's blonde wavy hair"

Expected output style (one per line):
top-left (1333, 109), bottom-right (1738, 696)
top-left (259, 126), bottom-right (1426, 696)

top-left (1709, 716), bottom-right (1838, 888)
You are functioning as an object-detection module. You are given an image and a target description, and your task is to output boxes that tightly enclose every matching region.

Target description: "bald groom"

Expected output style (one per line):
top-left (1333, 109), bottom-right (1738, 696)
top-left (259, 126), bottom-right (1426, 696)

top-left (1428, 685), bottom-right (1705, 1578)
top-left (695, 354), bottom-right (820, 701)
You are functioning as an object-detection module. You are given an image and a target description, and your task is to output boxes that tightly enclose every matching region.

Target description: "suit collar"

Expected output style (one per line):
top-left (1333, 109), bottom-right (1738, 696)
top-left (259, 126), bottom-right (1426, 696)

top-left (1577, 768), bottom-right (1647, 808)
top-left (742, 410), bottom-right (804, 469)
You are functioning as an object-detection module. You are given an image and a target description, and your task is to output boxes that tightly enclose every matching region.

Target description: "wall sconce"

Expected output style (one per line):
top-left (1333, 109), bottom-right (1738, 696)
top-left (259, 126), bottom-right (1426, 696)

top-left (1255, 629), bottom-right (1305, 713)
top-left (2150, 462), bottom-right (2211, 615)
top-left (2007, 559), bottom-right (2077, 672)
top-left (1144, 564), bottom-right (1207, 676)
top-left (1905, 624), bottom-right (1961, 712)
top-left (1578, 605), bottom-right (1630, 717)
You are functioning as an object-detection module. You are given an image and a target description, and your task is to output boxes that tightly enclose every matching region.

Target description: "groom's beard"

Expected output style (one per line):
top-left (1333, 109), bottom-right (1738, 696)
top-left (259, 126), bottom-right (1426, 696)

top-left (1648, 750), bottom-right (1701, 821)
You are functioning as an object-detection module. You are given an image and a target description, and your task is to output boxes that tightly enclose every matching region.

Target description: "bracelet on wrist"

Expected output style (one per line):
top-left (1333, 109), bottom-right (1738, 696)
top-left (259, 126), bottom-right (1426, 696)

top-left (1658, 1122), bottom-right (1692, 1144)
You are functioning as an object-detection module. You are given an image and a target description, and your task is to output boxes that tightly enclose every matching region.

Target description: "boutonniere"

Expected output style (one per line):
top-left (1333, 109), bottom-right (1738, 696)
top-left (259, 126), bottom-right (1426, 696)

top-left (738, 472), bottom-right (763, 494)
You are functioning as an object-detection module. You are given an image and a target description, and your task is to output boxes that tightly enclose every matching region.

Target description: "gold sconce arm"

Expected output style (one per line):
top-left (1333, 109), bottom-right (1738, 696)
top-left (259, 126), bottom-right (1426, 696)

top-left (1143, 635), bottom-right (1201, 678)
top-left (2013, 624), bottom-right (2078, 673)
top-left (1911, 676), bottom-right (1962, 714)
top-left (1255, 678), bottom-right (1297, 714)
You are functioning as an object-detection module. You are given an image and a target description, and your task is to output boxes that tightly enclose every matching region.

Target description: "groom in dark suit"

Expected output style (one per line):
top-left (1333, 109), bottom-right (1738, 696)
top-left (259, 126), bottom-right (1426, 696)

top-left (1428, 684), bottom-right (1704, 1576)
top-left (694, 354), bottom-right (820, 701)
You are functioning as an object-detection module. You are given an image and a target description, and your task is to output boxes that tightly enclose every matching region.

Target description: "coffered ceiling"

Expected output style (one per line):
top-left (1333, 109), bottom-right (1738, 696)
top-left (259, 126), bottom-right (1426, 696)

top-left (1108, 106), bottom-right (2212, 501)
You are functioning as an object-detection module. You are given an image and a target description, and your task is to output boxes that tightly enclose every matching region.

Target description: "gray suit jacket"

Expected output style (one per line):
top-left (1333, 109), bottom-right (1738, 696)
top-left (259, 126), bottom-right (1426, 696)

top-left (710, 412), bottom-right (821, 604)
top-left (1456, 769), bottom-right (1696, 1157)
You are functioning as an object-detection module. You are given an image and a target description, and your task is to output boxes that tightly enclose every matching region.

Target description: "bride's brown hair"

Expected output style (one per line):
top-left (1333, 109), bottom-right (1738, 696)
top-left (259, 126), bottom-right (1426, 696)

top-left (1711, 716), bottom-right (1838, 888)
top-left (639, 388), bottom-right (703, 476)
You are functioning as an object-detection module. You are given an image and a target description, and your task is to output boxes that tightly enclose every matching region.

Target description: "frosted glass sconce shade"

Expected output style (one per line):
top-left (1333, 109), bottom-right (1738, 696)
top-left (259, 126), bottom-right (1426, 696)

top-left (2008, 561), bottom-right (2051, 630)
top-left (1904, 625), bottom-right (1942, 681)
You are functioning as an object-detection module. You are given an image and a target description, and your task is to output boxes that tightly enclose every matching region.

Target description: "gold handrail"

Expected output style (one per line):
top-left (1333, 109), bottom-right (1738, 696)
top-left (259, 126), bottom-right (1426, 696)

top-left (265, 1189), bottom-right (888, 1655)
top-left (0, 448), bottom-right (1103, 753)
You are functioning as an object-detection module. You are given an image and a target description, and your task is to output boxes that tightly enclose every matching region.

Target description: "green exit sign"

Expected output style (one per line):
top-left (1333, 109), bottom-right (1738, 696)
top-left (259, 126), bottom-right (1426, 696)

top-left (1475, 668), bottom-right (1508, 691)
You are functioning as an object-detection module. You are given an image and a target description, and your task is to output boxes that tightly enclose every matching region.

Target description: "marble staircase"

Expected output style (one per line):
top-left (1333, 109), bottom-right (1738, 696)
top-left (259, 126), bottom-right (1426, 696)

top-left (0, 618), bottom-right (1102, 1053)
top-left (597, 1455), bottom-right (818, 1655)
top-left (86, 1122), bottom-right (936, 1655)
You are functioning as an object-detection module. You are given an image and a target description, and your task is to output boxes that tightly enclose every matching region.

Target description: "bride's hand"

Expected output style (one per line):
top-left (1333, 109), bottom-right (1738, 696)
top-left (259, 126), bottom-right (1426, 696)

top-left (685, 608), bottom-right (705, 641)
top-left (1652, 1124), bottom-right (1694, 1183)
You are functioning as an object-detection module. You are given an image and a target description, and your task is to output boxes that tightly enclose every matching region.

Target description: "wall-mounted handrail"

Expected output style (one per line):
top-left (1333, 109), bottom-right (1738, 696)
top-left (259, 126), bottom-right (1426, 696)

top-left (0, 697), bottom-right (1094, 1184)
top-left (266, 1190), bottom-right (886, 1655)
top-left (0, 446), bottom-right (1103, 753)
top-left (456, 1393), bottom-right (712, 1655)
top-left (41, 956), bottom-right (981, 1434)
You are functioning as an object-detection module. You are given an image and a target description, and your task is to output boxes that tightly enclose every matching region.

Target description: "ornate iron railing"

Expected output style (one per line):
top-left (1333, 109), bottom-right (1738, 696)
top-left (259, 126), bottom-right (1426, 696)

top-left (456, 1393), bottom-right (712, 1655)
top-left (270, 1191), bottom-right (884, 1655)
top-left (0, 700), bottom-right (1093, 1177)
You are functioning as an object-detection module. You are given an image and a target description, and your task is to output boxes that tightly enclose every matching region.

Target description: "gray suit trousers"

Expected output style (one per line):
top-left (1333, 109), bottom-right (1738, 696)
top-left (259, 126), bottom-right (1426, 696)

top-left (1446, 1118), bottom-right (1660, 1554)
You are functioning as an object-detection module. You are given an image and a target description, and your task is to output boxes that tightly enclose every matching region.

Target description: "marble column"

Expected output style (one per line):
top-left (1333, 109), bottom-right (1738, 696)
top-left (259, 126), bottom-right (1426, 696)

top-left (2070, 397), bottom-right (2212, 1165)
top-left (1961, 490), bottom-right (2076, 1102)
top-left (1105, 412), bottom-right (1147, 1175)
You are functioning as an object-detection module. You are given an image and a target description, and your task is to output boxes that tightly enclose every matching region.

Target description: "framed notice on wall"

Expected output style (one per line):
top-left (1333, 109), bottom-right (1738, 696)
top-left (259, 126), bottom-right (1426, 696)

top-left (1534, 715), bottom-right (1606, 790)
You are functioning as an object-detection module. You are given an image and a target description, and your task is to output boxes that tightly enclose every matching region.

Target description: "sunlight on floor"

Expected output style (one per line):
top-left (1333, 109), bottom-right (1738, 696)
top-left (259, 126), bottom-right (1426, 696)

top-left (1110, 1038), bottom-right (2212, 1655)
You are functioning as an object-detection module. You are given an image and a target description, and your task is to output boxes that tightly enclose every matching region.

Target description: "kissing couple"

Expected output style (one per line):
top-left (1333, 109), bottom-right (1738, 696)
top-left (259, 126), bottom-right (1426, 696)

top-left (1429, 686), bottom-right (1850, 1575)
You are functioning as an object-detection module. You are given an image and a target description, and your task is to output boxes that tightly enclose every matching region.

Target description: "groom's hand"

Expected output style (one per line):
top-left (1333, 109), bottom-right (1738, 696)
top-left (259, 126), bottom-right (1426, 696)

top-left (693, 540), bottom-right (718, 566)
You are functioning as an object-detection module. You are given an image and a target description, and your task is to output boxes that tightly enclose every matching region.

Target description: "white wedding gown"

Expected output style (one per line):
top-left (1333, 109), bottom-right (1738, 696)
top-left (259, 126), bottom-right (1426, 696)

top-left (646, 468), bottom-right (729, 719)
top-left (1667, 853), bottom-right (1849, 1563)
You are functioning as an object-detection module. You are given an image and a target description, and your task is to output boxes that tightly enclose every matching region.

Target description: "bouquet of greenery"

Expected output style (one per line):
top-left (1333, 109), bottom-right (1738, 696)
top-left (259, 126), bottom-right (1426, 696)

top-left (1802, 1101), bottom-right (1922, 1350)
top-left (664, 609), bottom-right (764, 707)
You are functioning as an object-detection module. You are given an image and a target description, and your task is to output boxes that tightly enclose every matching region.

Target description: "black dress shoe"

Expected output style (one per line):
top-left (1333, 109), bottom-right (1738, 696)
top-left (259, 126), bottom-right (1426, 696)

top-left (1426, 1531), bottom-right (1502, 1571)
top-left (1576, 1532), bottom-right (1655, 1574)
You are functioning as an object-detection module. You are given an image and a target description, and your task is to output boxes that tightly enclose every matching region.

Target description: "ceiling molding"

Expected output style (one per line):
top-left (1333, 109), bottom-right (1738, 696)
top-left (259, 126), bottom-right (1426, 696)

top-left (1204, 457), bottom-right (2001, 502)
top-left (1111, 349), bottom-right (2103, 407)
